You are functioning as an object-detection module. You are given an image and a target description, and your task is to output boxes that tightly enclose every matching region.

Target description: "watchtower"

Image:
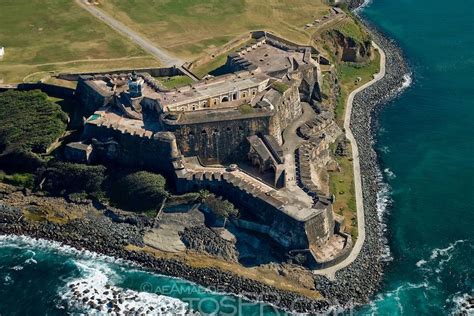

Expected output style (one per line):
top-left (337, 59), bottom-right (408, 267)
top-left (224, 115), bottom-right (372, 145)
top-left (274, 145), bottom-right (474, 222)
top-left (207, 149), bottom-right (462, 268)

top-left (128, 71), bottom-right (144, 98)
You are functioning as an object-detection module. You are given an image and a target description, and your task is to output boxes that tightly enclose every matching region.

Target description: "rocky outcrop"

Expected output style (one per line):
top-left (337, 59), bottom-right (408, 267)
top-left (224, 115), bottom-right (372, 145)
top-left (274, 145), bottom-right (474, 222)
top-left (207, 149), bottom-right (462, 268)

top-left (327, 29), bottom-right (372, 63)
top-left (179, 226), bottom-right (239, 262)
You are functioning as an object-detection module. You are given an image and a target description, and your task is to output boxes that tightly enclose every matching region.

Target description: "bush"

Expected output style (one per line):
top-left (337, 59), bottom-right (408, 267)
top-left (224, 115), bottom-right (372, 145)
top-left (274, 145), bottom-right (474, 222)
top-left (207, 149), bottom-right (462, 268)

top-left (0, 148), bottom-right (45, 173)
top-left (204, 195), bottom-right (239, 220)
top-left (0, 90), bottom-right (68, 154)
top-left (42, 161), bottom-right (106, 196)
top-left (110, 171), bottom-right (169, 212)
top-left (0, 172), bottom-right (35, 189)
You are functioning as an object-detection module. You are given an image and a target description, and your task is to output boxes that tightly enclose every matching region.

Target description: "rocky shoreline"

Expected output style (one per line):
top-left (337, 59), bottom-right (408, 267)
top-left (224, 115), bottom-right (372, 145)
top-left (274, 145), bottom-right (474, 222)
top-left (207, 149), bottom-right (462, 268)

top-left (312, 0), bottom-right (411, 310)
top-left (0, 3), bottom-right (410, 315)
top-left (0, 197), bottom-right (330, 314)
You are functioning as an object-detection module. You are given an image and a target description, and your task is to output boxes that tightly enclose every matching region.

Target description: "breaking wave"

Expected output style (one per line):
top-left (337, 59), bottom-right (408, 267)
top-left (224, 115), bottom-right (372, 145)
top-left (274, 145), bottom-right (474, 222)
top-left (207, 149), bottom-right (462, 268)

top-left (450, 293), bottom-right (474, 315)
top-left (354, 0), bottom-right (374, 13)
top-left (0, 234), bottom-right (133, 267)
top-left (375, 170), bottom-right (393, 262)
top-left (58, 260), bottom-right (192, 315)
top-left (399, 73), bottom-right (413, 92)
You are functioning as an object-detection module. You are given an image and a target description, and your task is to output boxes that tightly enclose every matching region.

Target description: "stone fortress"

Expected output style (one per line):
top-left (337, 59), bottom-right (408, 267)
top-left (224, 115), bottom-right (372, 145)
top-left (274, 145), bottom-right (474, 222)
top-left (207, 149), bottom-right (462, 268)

top-left (69, 31), bottom-right (352, 267)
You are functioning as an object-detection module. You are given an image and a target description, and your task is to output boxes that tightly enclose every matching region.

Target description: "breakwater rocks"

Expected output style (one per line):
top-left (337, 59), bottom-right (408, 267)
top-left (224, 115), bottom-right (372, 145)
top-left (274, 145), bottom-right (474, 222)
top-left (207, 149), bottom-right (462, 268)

top-left (313, 1), bottom-right (411, 311)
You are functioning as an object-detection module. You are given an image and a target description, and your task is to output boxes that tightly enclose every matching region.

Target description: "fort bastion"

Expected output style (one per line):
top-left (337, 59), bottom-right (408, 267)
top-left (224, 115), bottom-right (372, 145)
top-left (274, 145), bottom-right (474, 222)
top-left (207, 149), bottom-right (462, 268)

top-left (69, 32), bottom-right (351, 267)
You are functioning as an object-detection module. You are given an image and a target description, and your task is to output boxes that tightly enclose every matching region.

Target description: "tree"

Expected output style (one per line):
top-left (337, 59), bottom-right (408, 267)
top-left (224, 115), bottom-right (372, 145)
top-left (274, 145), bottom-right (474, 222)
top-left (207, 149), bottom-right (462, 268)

top-left (204, 195), bottom-right (239, 226)
top-left (42, 161), bottom-right (107, 196)
top-left (197, 189), bottom-right (212, 203)
top-left (110, 171), bottom-right (170, 212)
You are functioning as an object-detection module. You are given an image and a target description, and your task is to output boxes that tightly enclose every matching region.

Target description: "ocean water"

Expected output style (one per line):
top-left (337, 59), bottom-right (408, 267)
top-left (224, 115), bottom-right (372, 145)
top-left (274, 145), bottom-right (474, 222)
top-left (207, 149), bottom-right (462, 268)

top-left (356, 0), bottom-right (474, 314)
top-left (0, 0), bottom-right (473, 315)
top-left (0, 235), bottom-right (287, 315)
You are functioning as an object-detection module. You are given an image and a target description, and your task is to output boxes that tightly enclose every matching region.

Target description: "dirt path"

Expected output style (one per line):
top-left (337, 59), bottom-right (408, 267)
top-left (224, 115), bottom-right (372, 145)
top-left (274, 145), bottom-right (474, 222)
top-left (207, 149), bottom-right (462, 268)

top-left (75, 0), bottom-right (183, 67)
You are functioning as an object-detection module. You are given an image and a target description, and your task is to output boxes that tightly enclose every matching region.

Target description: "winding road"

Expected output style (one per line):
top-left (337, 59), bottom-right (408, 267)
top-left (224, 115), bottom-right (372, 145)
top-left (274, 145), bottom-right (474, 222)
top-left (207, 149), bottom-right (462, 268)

top-left (313, 42), bottom-right (386, 280)
top-left (75, 0), bottom-right (183, 68)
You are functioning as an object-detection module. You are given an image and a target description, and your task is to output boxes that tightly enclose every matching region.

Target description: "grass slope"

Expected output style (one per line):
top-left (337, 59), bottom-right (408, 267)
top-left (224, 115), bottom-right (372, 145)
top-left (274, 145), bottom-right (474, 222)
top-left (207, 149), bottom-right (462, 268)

top-left (0, 0), bottom-right (157, 83)
top-left (99, 0), bottom-right (330, 59)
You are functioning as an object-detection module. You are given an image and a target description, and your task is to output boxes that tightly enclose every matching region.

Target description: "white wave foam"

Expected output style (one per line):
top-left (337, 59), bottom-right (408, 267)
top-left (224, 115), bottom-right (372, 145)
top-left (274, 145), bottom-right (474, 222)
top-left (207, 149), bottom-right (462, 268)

top-left (11, 265), bottom-right (23, 271)
top-left (59, 260), bottom-right (192, 315)
top-left (354, 0), bottom-right (373, 13)
top-left (0, 234), bottom-right (133, 268)
top-left (369, 282), bottom-right (432, 314)
top-left (398, 73), bottom-right (413, 92)
top-left (3, 274), bottom-right (13, 285)
top-left (450, 293), bottom-right (474, 315)
top-left (416, 240), bottom-right (467, 278)
top-left (429, 240), bottom-right (466, 260)
top-left (375, 170), bottom-right (393, 262)
top-left (383, 168), bottom-right (396, 179)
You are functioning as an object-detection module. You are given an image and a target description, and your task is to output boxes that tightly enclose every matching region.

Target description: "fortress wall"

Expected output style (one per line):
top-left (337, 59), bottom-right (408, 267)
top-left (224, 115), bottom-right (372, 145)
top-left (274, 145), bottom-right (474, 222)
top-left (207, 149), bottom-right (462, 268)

top-left (0, 83), bottom-right (75, 99)
top-left (304, 205), bottom-right (335, 247)
top-left (164, 116), bottom-right (272, 164)
top-left (175, 174), bottom-right (310, 250)
top-left (57, 67), bottom-right (182, 81)
top-left (251, 31), bottom-right (319, 55)
top-left (76, 77), bottom-right (113, 114)
top-left (269, 85), bottom-right (303, 144)
top-left (83, 124), bottom-right (175, 175)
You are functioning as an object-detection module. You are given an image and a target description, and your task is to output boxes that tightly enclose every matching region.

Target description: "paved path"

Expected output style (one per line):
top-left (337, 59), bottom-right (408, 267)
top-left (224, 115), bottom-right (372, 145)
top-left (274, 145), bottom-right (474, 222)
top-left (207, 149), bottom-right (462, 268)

top-left (75, 0), bottom-right (183, 67)
top-left (281, 103), bottom-right (318, 206)
top-left (313, 42), bottom-right (386, 280)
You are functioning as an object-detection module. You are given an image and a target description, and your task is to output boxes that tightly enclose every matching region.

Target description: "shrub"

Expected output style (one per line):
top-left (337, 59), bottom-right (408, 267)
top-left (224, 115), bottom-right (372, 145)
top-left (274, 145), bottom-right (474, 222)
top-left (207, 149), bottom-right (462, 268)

top-left (42, 161), bottom-right (106, 196)
top-left (0, 172), bottom-right (35, 189)
top-left (110, 171), bottom-right (169, 212)
top-left (0, 90), bottom-right (68, 154)
top-left (204, 195), bottom-right (239, 220)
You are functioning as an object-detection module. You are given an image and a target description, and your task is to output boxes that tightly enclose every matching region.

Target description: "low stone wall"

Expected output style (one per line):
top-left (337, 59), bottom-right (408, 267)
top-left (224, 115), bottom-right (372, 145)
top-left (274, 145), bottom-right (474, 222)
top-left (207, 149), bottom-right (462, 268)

top-left (0, 82), bottom-right (75, 98)
top-left (57, 67), bottom-right (183, 81)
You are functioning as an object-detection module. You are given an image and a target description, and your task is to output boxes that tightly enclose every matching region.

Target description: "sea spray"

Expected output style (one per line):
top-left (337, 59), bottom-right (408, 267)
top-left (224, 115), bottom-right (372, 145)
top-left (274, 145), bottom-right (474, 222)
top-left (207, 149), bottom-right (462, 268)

top-left (59, 260), bottom-right (192, 315)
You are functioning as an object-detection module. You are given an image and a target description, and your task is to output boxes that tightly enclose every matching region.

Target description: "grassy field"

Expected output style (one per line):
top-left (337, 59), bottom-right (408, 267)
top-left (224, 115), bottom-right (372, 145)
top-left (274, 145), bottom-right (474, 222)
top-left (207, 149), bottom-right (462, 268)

top-left (329, 146), bottom-right (358, 239)
top-left (335, 51), bottom-right (381, 124)
top-left (99, 0), bottom-right (331, 60)
top-left (0, 0), bottom-right (158, 83)
top-left (154, 75), bottom-right (194, 89)
top-left (329, 48), bottom-right (381, 239)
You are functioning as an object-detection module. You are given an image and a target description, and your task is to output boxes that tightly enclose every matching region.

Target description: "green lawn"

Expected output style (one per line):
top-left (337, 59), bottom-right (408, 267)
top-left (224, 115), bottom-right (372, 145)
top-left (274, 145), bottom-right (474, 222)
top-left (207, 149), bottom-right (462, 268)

top-left (99, 0), bottom-right (331, 60)
top-left (155, 75), bottom-right (194, 89)
top-left (329, 148), bottom-right (358, 240)
top-left (0, 0), bottom-right (156, 83)
top-left (335, 51), bottom-right (381, 123)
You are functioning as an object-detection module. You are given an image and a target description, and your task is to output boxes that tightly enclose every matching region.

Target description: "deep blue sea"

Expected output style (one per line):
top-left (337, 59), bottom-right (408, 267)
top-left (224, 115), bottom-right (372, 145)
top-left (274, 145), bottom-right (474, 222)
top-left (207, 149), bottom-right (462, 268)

top-left (1, 0), bottom-right (473, 315)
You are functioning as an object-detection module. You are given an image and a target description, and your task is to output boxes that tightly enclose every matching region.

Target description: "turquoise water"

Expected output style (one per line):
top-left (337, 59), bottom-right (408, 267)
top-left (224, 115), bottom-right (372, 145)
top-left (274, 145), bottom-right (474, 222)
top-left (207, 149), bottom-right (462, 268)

top-left (0, 235), bottom-right (287, 315)
top-left (356, 0), bottom-right (474, 314)
top-left (1, 0), bottom-right (473, 315)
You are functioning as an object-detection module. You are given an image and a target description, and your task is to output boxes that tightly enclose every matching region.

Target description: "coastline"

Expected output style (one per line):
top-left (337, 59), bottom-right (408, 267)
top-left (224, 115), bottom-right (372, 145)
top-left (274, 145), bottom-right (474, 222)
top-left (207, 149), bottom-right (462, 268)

top-left (312, 0), bottom-right (411, 308)
top-left (0, 2), bottom-right (411, 314)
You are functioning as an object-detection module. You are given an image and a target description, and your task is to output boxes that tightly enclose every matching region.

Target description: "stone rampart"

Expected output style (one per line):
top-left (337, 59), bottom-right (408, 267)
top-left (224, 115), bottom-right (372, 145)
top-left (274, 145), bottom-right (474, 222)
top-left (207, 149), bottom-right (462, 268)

top-left (83, 123), bottom-right (176, 175)
top-left (76, 76), bottom-right (113, 114)
top-left (57, 66), bottom-right (183, 81)
top-left (0, 83), bottom-right (75, 99)
top-left (163, 114), bottom-right (273, 164)
top-left (175, 170), bottom-right (313, 250)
